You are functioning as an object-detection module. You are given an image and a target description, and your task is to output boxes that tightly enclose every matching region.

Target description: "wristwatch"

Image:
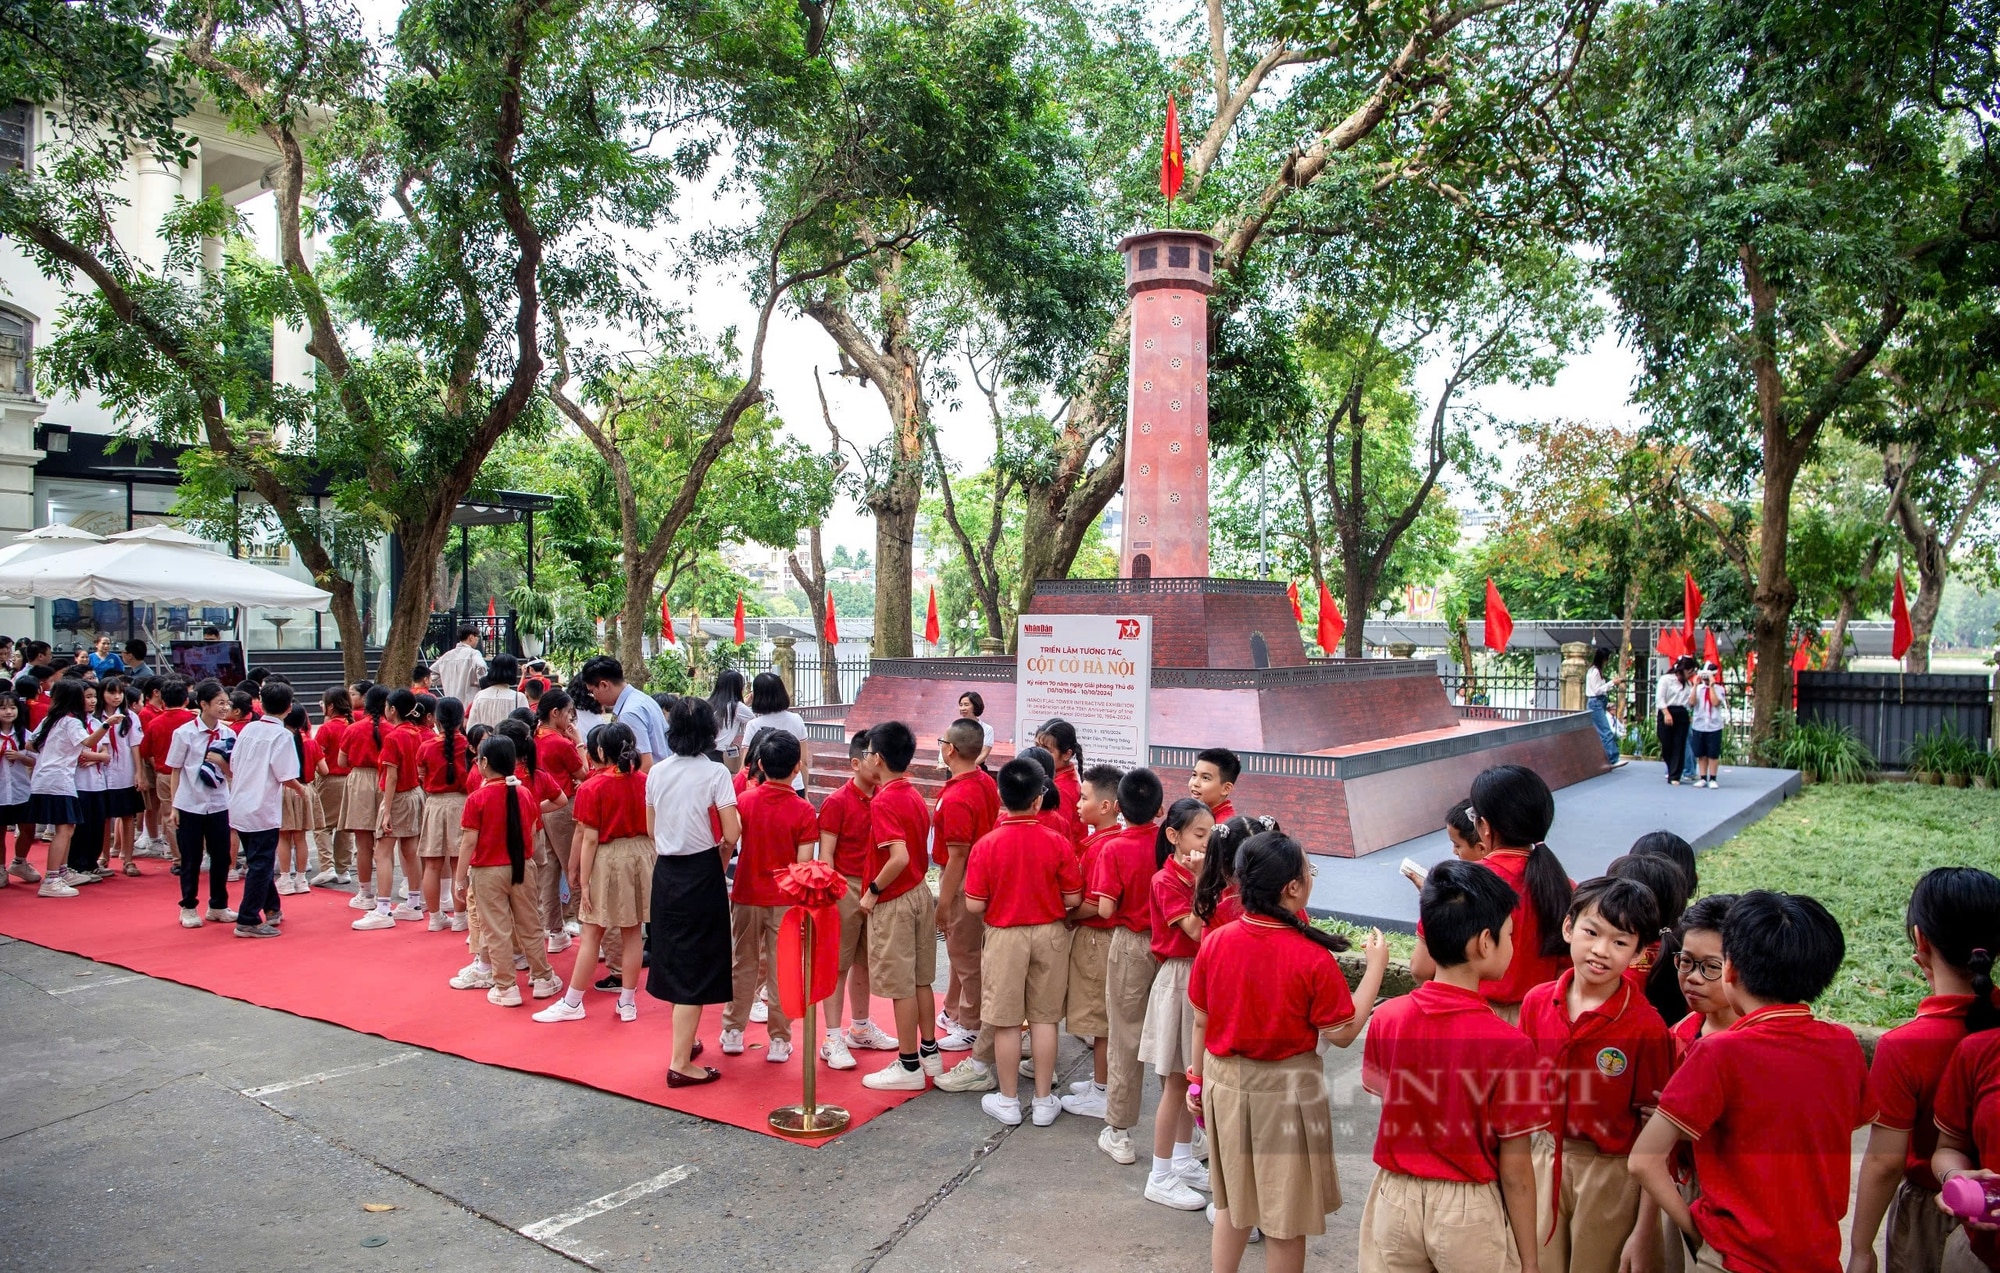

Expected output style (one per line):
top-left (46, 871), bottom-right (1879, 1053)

top-left (866, 881), bottom-right (883, 897)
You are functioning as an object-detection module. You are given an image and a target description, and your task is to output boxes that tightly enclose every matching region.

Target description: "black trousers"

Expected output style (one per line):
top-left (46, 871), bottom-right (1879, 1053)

top-left (1659, 707), bottom-right (1692, 783)
top-left (68, 814), bottom-right (104, 873)
top-left (177, 810), bottom-right (231, 910)
top-left (237, 827), bottom-right (281, 927)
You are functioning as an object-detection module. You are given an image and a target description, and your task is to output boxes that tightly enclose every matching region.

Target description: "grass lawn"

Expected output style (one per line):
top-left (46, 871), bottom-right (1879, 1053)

top-left (1696, 782), bottom-right (2000, 1029)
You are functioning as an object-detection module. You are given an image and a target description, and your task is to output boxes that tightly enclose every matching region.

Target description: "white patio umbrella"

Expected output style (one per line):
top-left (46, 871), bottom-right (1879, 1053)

top-left (0, 524), bottom-right (332, 611)
top-left (0, 523), bottom-right (104, 573)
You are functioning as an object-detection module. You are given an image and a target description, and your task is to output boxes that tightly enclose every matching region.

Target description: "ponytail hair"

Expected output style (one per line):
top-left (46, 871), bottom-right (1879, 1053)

top-left (284, 705), bottom-right (309, 774)
top-left (1018, 744), bottom-right (1060, 812)
top-left (589, 721), bottom-right (640, 774)
top-left (1236, 830), bottom-right (1348, 952)
top-left (436, 696), bottom-right (467, 785)
top-left (1037, 718), bottom-right (1084, 773)
top-left (1907, 866), bottom-right (2000, 1035)
top-left (33, 677), bottom-right (87, 750)
top-left (1197, 814), bottom-right (1278, 923)
top-left (497, 718), bottom-right (538, 778)
top-left (386, 687), bottom-right (417, 724)
top-left (1156, 796), bottom-right (1212, 869)
top-left (1470, 764), bottom-right (1572, 957)
top-left (479, 735), bottom-right (528, 884)
top-left (363, 685), bottom-right (389, 748)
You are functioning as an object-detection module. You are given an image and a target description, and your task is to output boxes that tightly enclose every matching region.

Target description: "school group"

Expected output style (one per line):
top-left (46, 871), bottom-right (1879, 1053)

top-left (5, 641), bottom-right (2000, 1273)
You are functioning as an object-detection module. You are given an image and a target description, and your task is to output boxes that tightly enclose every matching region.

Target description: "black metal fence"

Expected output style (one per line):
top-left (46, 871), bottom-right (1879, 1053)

top-left (1439, 671), bottom-right (1563, 712)
top-left (423, 611), bottom-right (518, 658)
top-left (1796, 672), bottom-right (1994, 768)
top-left (732, 654), bottom-right (871, 708)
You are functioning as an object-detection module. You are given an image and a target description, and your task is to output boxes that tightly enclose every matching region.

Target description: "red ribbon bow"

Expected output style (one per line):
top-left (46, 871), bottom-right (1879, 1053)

top-left (775, 863), bottom-right (849, 1018)
top-left (775, 860), bottom-right (850, 909)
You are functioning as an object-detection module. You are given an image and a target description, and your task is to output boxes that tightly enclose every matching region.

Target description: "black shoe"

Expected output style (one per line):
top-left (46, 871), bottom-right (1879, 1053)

top-left (594, 973), bottom-right (622, 992)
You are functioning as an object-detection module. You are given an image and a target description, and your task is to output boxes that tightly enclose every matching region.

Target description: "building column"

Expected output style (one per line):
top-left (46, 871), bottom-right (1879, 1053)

top-left (1559, 641), bottom-right (1592, 712)
top-left (772, 635), bottom-right (796, 698)
top-left (0, 394), bottom-right (43, 635)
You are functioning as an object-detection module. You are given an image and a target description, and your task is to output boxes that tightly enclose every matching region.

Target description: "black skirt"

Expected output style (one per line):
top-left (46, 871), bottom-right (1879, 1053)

top-left (645, 850), bottom-right (733, 1006)
top-left (102, 786), bottom-right (145, 818)
top-left (27, 792), bottom-right (81, 827)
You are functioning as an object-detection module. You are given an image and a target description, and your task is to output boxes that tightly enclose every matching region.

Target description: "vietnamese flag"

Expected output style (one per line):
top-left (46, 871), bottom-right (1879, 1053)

top-left (1483, 578), bottom-right (1513, 651)
top-left (1746, 649), bottom-right (1756, 681)
top-left (923, 586), bottom-right (941, 646)
top-left (1287, 580), bottom-right (1304, 622)
top-left (659, 593), bottom-right (674, 645)
top-left (1891, 572), bottom-right (1913, 660)
top-left (1703, 628), bottom-right (1720, 667)
top-left (1315, 581), bottom-right (1345, 654)
top-left (1160, 95), bottom-right (1184, 202)
top-left (1683, 570), bottom-right (1703, 641)
top-left (732, 593), bottom-right (746, 645)
top-left (487, 595), bottom-right (496, 619)
top-left (1792, 635), bottom-right (1813, 672)
top-left (823, 588), bottom-right (840, 646)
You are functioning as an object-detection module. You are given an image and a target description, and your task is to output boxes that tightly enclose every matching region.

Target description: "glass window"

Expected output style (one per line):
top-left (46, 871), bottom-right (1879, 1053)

top-left (0, 307), bottom-right (30, 396)
top-left (0, 103), bottom-right (28, 173)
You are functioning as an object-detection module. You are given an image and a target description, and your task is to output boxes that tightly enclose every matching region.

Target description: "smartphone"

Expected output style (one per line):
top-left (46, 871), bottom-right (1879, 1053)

top-left (1399, 857), bottom-right (1427, 886)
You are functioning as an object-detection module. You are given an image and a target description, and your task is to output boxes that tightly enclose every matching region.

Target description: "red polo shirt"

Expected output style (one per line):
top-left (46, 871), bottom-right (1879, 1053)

top-left (1150, 858), bottom-right (1200, 961)
top-left (1212, 884), bottom-right (1244, 928)
top-left (378, 721), bottom-right (422, 792)
top-left (459, 780), bottom-right (542, 867)
top-left (1517, 972), bottom-right (1674, 1155)
top-left (868, 775), bottom-right (930, 902)
top-left (1444, 848), bottom-right (1570, 1006)
top-left (933, 770), bottom-right (998, 868)
top-left (818, 779), bottom-right (873, 879)
top-left (1075, 826), bottom-right (1119, 929)
top-left (143, 706), bottom-right (194, 768)
top-left (963, 813), bottom-right (1081, 927)
top-left (1669, 1010), bottom-right (1710, 1064)
top-left (1190, 915), bottom-right (1354, 1062)
top-left (536, 729), bottom-right (586, 798)
top-left (342, 717), bottom-right (384, 770)
top-left (1655, 1004), bottom-right (1872, 1273)
top-left (1086, 824), bottom-right (1155, 933)
top-left (571, 769), bottom-right (648, 841)
top-left (316, 715), bottom-right (350, 777)
top-left (1363, 979), bottom-right (1550, 1183)
top-left (1208, 797), bottom-right (1236, 824)
top-left (1933, 1030), bottom-right (2000, 1270)
top-left (1868, 993), bottom-right (1976, 1191)
top-left (417, 735), bottom-right (477, 795)
top-left (732, 781), bottom-right (819, 907)
top-left (1052, 764), bottom-right (1084, 847)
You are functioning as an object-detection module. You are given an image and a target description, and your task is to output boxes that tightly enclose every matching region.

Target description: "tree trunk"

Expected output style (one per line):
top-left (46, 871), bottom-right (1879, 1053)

top-left (377, 518), bottom-right (451, 687)
top-left (1891, 487), bottom-right (1949, 676)
top-left (1341, 554), bottom-right (1373, 658)
top-left (1747, 430), bottom-right (1809, 742)
top-left (619, 570), bottom-right (650, 686)
top-left (788, 526), bottom-right (841, 706)
top-left (1617, 572), bottom-right (1643, 722)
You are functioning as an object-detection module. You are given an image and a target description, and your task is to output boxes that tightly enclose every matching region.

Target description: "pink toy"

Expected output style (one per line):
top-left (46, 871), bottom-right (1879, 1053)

top-left (1942, 1175), bottom-right (2000, 1224)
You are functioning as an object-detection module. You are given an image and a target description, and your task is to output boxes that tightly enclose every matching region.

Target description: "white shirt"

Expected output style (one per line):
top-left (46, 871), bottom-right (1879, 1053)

top-left (99, 711), bottom-right (141, 789)
top-left (75, 717), bottom-right (106, 793)
top-left (644, 753), bottom-right (736, 856)
top-left (30, 716), bottom-right (88, 798)
top-left (0, 732), bottom-right (32, 805)
top-left (1585, 667), bottom-right (1612, 699)
top-left (227, 716), bottom-right (301, 833)
top-left (467, 685), bottom-right (529, 730)
top-left (165, 717), bottom-right (233, 815)
top-left (714, 700), bottom-right (755, 751)
top-left (432, 643), bottom-right (487, 703)
top-left (746, 710), bottom-right (809, 791)
top-left (1656, 674), bottom-right (1692, 711)
top-left (574, 705), bottom-right (607, 742)
top-left (1689, 680), bottom-right (1728, 731)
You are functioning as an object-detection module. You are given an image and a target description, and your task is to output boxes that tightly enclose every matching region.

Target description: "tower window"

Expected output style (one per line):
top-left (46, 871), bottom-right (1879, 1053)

top-left (0, 103), bottom-right (28, 173)
top-left (1138, 247), bottom-right (1158, 270)
top-left (1168, 245), bottom-right (1190, 268)
top-left (0, 308), bottom-right (30, 396)
top-left (1133, 553), bottom-right (1152, 578)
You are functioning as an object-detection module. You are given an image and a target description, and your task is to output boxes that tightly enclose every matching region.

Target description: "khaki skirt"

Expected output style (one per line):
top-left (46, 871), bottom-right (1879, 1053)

top-left (280, 783), bottom-right (326, 833)
top-left (581, 835), bottom-right (652, 930)
top-left (1205, 1050), bottom-right (1340, 1239)
top-left (1138, 955), bottom-right (1196, 1077)
top-left (419, 791), bottom-right (466, 858)
top-left (340, 766), bottom-right (380, 831)
top-left (382, 786), bottom-right (423, 839)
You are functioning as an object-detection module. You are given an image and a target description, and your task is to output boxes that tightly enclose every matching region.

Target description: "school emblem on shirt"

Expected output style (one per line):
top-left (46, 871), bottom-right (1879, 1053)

top-left (1595, 1047), bottom-right (1628, 1078)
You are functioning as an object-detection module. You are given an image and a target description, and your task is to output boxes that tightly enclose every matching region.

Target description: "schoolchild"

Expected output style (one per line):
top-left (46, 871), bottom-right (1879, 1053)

top-left (720, 731), bottom-right (819, 1063)
top-left (310, 688), bottom-right (355, 885)
top-left (340, 686), bottom-right (390, 920)
top-left (814, 729), bottom-right (892, 1070)
top-left (532, 723), bottom-right (654, 1023)
top-left (1057, 761), bottom-right (1125, 1120)
top-left (415, 696), bottom-right (476, 928)
top-left (856, 721), bottom-right (943, 1092)
top-left (1927, 936), bottom-right (2000, 1273)
top-left (451, 735), bottom-right (561, 1006)
top-left (31, 679), bottom-right (112, 897)
top-left (1083, 767), bottom-right (1166, 1161)
top-left (1138, 796), bottom-right (1216, 1210)
top-left (1033, 718), bottom-right (1087, 850)
top-left (1189, 746), bottom-right (1240, 823)
top-left (934, 717), bottom-right (1000, 1054)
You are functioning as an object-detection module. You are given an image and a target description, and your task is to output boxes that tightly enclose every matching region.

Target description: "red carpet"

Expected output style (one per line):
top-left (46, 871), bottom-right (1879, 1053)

top-left (0, 859), bottom-right (924, 1141)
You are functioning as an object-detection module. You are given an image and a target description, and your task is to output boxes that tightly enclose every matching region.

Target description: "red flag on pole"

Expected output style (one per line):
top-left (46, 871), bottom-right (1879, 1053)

top-left (487, 595), bottom-right (496, 619)
top-left (1315, 581), bottom-right (1345, 654)
top-left (823, 589), bottom-right (840, 646)
top-left (1682, 570), bottom-right (1703, 641)
top-left (1703, 628), bottom-right (1720, 667)
top-left (1792, 635), bottom-right (1813, 672)
top-left (1483, 578), bottom-right (1513, 651)
top-left (1159, 95), bottom-right (1184, 202)
top-left (732, 593), bottom-right (746, 645)
top-left (924, 586), bottom-right (940, 646)
top-left (1746, 649), bottom-right (1757, 681)
top-left (659, 593), bottom-right (674, 646)
top-left (1287, 581), bottom-right (1304, 622)
top-left (1891, 572), bottom-right (1913, 660)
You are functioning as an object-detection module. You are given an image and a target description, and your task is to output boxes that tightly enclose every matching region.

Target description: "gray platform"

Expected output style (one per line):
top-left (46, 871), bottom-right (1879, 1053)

top-left (1307, 762), bottom-right (1802, 931)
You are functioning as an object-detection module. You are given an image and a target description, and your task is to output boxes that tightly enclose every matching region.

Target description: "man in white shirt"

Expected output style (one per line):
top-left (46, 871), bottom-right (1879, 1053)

top-left (226, 681), bottom-right (307, 938)
top-left (165, 678), bottom-right (237, 929)
top-left (431, 628), bottom-right (487, 704)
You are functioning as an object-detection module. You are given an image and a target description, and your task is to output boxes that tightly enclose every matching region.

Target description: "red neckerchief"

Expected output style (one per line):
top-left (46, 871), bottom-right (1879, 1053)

top-left (1542, 972), bottom-right (1639, 1241)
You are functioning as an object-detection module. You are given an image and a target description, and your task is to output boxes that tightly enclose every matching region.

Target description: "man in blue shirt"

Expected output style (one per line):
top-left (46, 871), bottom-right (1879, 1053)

top-left (579, 656), bottom-right (667, 770)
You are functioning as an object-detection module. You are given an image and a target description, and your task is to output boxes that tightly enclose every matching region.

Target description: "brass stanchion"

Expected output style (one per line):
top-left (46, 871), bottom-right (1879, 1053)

top-left (768, 908), bottom-right (850, 1139)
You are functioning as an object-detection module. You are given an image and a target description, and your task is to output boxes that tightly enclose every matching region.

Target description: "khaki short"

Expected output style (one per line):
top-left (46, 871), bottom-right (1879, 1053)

top-left (864, 881), bottom-right (937, 1001)
top-left (1063, 924), bottom-right (1111, 1037)
top-left (1359, 1169), bottom-right (1519, 1273)
top-left (382, 786), bottom-right (423, 840)
top-left (838, 875), bottom-right (868, 973)
top-left (1887, 1179), bottom-right (1956, 1273)
top-left (1533, 1134), bottom-right (1640, 1273)
top-left (980, 921), bottom-right (1073, 1028)
top-left (154, 770), bottom-right (173, 807)
top-left (418, 791), bottom-right (465, 858)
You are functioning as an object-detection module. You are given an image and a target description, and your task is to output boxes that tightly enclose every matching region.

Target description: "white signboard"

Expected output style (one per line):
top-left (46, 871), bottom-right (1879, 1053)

top-left (1015, 614), bottom-right (1152, 769)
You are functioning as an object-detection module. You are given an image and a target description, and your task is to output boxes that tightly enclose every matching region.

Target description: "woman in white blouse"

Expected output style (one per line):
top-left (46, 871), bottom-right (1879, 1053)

top-left (744, 672), bottom-right (810, 793)
top-left (467, 654), bottom-right (531, 730)
top-left (1654, 654), bottom-right (1696, 786)
top-left (1584, 648), bottom-right (1626, 768)
top-left (707, 671), bottom-right (755, 771)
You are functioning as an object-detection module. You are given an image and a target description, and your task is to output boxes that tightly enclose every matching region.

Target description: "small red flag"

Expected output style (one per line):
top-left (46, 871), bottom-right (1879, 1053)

top-left (1792, 635), bottom-right (1813, 672)
top-left (659, 593), bottom-right (674, 645)
top-left (1483, 578), bottom-right (1513, 651)
top-left (1683, 570), bottom-right (1703, 641)
top-left (923, 585), bottom-right (940, 646)
top-left (1891, 572), bottom-right (1913, 660)
top-left (1160, 95), bottom-right (1184, 202)
top-left (487, 595), bottom-right (496, 619)
top-left (823, 588), bottom-right (840, 646)
top-left (1287, 581), bottom-right (1303, 622)
top-left (1315, 581), bottom-right (1345, 654)
top-left (732, 593), bottom-right (746, 645)
top-left (1703, 628), bottom-right (1720, 667)
top-left (1654, 627), bottom-right (1681, 659)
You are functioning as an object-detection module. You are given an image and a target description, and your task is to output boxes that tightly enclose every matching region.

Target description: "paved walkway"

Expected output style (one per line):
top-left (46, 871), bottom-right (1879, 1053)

top-left (1308, 762), bottom-right (1802, 930)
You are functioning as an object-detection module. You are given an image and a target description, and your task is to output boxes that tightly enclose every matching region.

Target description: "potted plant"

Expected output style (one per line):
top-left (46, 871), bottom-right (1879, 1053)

top-left (1980, 749), bottom-right (1998, 790)
top-left (507, 585), bottom-right (556, 660)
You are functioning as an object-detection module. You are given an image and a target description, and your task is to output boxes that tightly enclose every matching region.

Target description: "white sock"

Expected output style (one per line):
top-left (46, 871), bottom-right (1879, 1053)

top-left (562, 987), bottom-right (584, 1007)
top-left (850, 1017), bottom-right (871, 1030)
top-left (1091, 1082), bottom-right (1106, 1093)
top-left (1172, 1142), bottom-right (1193, 1165)
top-left (618, 989), bottom-right (636, 1007)
top-left (472, 957), bottom-right (491, 973)
top-left (376, 898), bottom-right (392, 914)
top-left (1151, 1155), bottom-right (1174, 1181)
top-left (826, 1026), bottom-right (844, 1041)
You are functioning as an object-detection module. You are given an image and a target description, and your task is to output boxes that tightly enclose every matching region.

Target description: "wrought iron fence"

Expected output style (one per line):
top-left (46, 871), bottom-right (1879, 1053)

top-left (731, 654), bottom-right (872, 708)
top-left (1438, 671), bottom-right (1564, 712)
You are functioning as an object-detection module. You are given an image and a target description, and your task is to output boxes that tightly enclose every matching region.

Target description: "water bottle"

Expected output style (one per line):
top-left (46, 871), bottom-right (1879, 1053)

top-left (1941, 1175), bottom-right (2000, 1224)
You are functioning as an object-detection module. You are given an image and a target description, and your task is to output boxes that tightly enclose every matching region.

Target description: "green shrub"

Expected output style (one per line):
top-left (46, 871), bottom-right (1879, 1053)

top-left (1907, 719), bottom-right (1985, 779)
top-left (1761, 713), bottom-right (1876, 783)
top-left (645, 649), bottom-right (694, 695)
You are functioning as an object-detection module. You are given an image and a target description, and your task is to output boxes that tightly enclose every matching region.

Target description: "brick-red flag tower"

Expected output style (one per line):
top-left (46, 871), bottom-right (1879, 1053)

top-left (1117, 229), bottom-right (1217, 580)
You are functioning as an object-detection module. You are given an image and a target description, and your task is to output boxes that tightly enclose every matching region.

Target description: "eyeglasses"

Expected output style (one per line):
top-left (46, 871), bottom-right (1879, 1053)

top-left (1307, 863), bottom-right (1318, 878)
top-left (1674, 953), bottom-right (1725, 981)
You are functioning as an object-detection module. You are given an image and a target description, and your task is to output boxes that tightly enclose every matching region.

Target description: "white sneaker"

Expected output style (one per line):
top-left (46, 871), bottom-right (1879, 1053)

top-left (1098, 1125), bottom-right (1137, 1165)
top-left (390, 903), bottom-right (424, 921)
top-left (450, 912), bottom-right (468, 932)
top-left (1061, 1086), bottom-right (1108, 1119)
top-left (720, 1029), bottom-right (746, 1055)
top-left (37, 875), bottom-right (78, 898)
top-left (227, 867), bottom-right (244, 882)
top-left (1204, 1202), bottom-right (1265, 1243)
top-left (348, 892), bottom-right (376, 911)
top-left (937, 1010), bottom-right (959, 1034)
top-left (7, 860), bottom-right (42, 883)
top-left (205, 907), bottom-right (237, 924)
top-left (546, 932), bottom-right (572, 955)
top-left (309, 868), bottom-right (340, 886)
top-left (352, 911), bottom-right (395, 931)
top-left (530, 974), bottom-right (563, 999)
top-left (1070, 1078), bottom-right (1097, 1096)
top-left (428, 912), bottom-right (447, 932)
top-left (936, 1026), bottom-right (977, 1052)
top-left (934, 1058), bottom-right (997, 1092)
top-left (749, 995), bottom-right (769, 1024)
top-left (179, 906), bottom-right (203, 929)
top-left (1145, 1174), bottom-right (1207, 1211)
top-left (861, 1059), bottom-right (928, 1091)
top-left (846, 1022), bottom-right (899, 1051)
top-left (821, 1035), bottom-right (857, 1070)
top-left (291, 873), bottom-right (309, 893)
top-left (487, 983), bottom-right (522, 1007)
top-left (920, 1050), bottom-right (944, 1078)
top-left (1030, 1094), bottom-right (1061, 1126)
top-left (274, 875), bottom-right (295, 896)
top-left (767, 1038), bottom-right (792, 1063)
top-left (532, 998), bottom-right (585, 1023)
top-left (512, 954), bottom-right (529, 971)
top-left (64, 867), bottom-right (100, 887)
top-left (449, 963), bottom-right (496, 990)
top-left (1018, 1058), bottom-right (1037, 1079)
top-left (981, 1092), bottom-right (1023, 1125)
top-left (615, 999), bottom-right (637, 1023)
top-left (564, 919), bottom-right (581, 936)
top-left (1177, 1158), bottom-right (1212, 1192)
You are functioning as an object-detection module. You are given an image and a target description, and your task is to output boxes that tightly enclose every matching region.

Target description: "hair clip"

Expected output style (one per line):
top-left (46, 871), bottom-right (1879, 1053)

top-left (1257, 815), bottom-right (1276, 829)
top-left (1975, 948), bottom-right (1991, 961)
